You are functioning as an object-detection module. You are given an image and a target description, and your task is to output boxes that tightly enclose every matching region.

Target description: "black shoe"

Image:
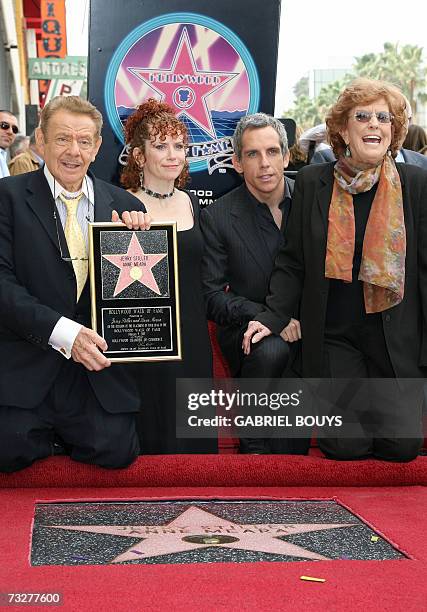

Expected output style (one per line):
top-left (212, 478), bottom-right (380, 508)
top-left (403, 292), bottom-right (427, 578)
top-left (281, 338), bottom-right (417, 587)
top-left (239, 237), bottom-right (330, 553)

top-left (239, 438), bottom-right (271, 454)
top-left (51, 435), bottom-right (70, 456)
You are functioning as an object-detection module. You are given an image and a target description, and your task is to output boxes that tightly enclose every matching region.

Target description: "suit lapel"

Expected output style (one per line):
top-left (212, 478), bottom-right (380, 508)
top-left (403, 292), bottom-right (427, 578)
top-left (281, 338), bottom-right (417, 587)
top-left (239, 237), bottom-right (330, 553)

top-left (92, 175), bottom-right (115, 222)
top-left (230, 188), bottom-right (273, 280)
top-left (395, 163), bottom-right (410, 230)
top-left (25, 169), bottom-right (61, 253)
top-left (316, 163), bottom-right (335, 234)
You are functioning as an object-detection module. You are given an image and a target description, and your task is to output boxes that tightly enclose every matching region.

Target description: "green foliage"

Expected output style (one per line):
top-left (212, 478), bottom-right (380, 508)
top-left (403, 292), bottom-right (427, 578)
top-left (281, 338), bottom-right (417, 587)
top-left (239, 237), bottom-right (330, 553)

top-left (284, 43), bottom-right (427, 129)
top-left (293, 76), bottom-right (309, 98)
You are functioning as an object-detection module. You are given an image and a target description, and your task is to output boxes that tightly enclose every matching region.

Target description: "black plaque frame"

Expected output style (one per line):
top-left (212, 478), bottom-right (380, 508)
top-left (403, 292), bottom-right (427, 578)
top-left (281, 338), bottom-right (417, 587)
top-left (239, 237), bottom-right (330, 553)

top-left (88, 222), bottom-right (181, 362)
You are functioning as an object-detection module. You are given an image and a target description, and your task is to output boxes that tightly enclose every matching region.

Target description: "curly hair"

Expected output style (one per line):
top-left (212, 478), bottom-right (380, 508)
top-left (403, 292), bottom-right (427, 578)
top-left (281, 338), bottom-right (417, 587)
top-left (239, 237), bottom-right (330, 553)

top-left (326, 78), bottom-right (407, 159)
top-left (120, 98), bottom-right (189, 191)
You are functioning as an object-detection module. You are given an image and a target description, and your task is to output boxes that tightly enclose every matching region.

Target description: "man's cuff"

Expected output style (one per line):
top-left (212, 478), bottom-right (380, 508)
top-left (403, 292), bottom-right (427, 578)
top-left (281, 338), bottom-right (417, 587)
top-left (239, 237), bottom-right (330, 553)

top-left (242, 302), bottom-right (265, 322)
top-left (256, 312), bottom-right (291, 335)
top-left (49, 317), bottom-right (82, 359)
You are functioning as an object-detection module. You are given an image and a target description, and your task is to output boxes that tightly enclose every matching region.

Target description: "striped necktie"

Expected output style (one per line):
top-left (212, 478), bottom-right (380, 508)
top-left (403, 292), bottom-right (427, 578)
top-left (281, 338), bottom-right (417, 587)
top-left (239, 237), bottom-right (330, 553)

top-left (59, 192), bottom-right (87, 301)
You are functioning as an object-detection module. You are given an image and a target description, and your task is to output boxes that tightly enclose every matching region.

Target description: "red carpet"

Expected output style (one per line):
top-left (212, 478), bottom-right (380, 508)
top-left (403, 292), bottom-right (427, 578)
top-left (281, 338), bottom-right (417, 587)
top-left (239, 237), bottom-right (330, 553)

top-left (1, 455), bottom-right (427, 610)
top-left (1, 454), bottom-right (426, 488)
top-left (0, 483), bottom-right (426, 611)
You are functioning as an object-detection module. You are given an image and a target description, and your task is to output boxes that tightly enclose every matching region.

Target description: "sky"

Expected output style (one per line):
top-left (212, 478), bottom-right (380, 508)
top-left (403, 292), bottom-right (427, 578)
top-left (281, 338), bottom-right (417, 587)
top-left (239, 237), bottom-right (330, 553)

top-left (66, 0), bottom-right (427, 115)
top-left (275, 0), bottom-right (427, 113)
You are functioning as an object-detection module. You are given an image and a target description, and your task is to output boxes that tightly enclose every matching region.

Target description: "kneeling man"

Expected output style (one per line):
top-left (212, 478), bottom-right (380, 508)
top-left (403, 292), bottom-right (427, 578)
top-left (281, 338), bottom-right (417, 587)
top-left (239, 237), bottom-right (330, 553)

top-left (0, 96), bottom-right (149, 472)
top-left (201, 113), bottom-right (308, 454)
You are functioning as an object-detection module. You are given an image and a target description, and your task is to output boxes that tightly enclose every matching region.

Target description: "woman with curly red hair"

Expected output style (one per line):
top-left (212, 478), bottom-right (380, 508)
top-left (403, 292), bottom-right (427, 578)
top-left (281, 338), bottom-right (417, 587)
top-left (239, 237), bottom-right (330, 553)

top-left (121, 99), bottom-right (217, 454)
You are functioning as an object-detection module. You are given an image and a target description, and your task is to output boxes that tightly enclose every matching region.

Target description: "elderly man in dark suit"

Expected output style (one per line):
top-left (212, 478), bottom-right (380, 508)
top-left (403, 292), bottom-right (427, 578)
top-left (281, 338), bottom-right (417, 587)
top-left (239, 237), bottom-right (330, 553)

top-left (201, 113), bottom-right (309, 455)
top-left (0, 96), bottom-right (149, 473)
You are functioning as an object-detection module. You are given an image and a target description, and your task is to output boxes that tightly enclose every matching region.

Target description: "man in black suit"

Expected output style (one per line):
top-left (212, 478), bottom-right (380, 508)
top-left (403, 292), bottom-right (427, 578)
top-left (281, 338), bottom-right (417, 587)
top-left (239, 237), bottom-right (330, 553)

top-left (201, 113), bottom-right (309, 454)
top-left (0, 96), bottom-right (149, 473)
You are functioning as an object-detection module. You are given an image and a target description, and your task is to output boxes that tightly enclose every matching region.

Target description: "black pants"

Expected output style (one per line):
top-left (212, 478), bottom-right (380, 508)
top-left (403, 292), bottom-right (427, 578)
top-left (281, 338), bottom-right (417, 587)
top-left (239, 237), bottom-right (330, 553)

top-left (319, 320), bottom-right (423, 462)
top-left (219, 326), bottom-right (310, 455)
top-left (0, 360), bottom-right (139, 473)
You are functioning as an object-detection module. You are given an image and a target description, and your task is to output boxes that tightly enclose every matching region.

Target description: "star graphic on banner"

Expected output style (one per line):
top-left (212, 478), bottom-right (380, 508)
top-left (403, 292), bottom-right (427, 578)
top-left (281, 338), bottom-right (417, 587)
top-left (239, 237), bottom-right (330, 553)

top-left (128, 28), bottom-right (238, 138)
top-left (102, 232), bottom-right (167, 296)
top-left (47, 505), bottom-right (357, 564)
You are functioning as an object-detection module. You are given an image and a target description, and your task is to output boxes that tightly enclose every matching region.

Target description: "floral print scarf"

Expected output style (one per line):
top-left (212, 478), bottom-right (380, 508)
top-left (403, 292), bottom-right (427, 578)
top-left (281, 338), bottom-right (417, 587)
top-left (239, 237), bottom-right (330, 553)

top-left (325, 155), bottom-right (405, 313)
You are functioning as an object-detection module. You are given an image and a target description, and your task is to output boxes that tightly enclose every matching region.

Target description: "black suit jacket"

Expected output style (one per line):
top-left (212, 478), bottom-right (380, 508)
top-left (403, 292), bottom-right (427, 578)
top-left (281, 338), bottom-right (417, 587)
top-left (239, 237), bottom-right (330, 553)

top-left (401, 148), bottom-right (427, 170)
top-left (0, 168), bottom-right (145, 411)
top-left (257, 162), bottom-right (427, 377)
top-left (310, 148), bottom-right (336, 165)
top-left (200, 180), bottom-right (293, 373)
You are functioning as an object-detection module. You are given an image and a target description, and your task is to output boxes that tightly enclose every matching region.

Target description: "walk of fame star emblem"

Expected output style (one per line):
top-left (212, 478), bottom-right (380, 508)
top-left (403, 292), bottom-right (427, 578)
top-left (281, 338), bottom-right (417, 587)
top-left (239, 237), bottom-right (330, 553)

top-left (47, 505), bottom-right (355, 564)
top-left (105, 15), bottom-right (260, 174)
top-left (101, 231), bottom-right (168, 298)
top-left (128, 28), bottom-right (238, 139)
top-left (31, 500), bottom-right (406, 566)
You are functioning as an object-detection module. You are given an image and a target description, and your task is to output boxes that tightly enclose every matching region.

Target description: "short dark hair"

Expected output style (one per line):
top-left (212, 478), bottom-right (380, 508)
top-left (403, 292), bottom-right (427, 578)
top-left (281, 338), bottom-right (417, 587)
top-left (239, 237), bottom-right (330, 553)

top-left (402, 124), bottom-right (427, 153)
top-left (0, 110), bottom-right (17, 120)
top-left (233, 113), bottom-right (289, 160)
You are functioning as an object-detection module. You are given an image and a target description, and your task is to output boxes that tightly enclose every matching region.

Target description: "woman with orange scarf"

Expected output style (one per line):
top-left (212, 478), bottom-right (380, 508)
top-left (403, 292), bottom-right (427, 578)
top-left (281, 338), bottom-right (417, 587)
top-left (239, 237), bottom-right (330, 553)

top-left (243, 78), bottom-right (426, 461)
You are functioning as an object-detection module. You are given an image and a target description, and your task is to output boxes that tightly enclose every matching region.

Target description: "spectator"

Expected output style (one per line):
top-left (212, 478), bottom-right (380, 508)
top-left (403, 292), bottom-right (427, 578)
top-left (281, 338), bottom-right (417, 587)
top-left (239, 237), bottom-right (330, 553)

top-left (402, 124), bottom-right (427, 154)
top-left (9, 131), bottom-right (44, 176)
top-left (287, 125), bottom-right (308, 171)
top-left (0, 110), bottom-right (19, 178)
top-left (9, 134), bottom-right (29, 161)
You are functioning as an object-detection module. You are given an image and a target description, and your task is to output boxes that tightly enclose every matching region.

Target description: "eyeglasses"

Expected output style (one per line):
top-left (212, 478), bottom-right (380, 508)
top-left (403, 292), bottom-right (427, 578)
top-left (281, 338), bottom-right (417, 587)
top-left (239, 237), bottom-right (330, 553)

top-left (0, 121), bottom-right (19, 134)
top-left (53, 135), bottom-right (94, 151)
top-left (354, 110), bottom-right (394, 124)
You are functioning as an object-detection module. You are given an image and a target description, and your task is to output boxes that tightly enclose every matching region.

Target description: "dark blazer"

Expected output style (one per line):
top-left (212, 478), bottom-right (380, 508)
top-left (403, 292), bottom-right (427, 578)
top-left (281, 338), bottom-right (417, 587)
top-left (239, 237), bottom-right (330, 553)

top-left (310, 148), bottom-right (336, 165)
top-left (401, 148), bottom-right (427, 170)
top-left (257, 162), bottom-right (427, 377)
top-left (200, 180), bottom-right (294, 372)
top-left (0, 168), bottom-right (145, 411)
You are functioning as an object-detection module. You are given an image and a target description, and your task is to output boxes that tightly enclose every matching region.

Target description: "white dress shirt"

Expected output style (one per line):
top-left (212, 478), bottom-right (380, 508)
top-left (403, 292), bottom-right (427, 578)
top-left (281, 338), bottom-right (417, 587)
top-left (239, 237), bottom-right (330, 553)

top-left (44, 165), bottom-right (95, 358)
top-left (0, 148), bottom-right (10, 178)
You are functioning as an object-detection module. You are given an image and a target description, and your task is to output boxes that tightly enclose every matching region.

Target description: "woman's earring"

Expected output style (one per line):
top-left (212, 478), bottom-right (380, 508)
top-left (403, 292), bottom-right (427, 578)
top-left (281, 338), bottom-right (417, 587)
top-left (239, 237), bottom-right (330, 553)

top-left (345, 144), bottom-right (351, 158)
top-left (139, 168), bottom-right (144, 188)
top-left (387, 148), bottom-right (392, 157)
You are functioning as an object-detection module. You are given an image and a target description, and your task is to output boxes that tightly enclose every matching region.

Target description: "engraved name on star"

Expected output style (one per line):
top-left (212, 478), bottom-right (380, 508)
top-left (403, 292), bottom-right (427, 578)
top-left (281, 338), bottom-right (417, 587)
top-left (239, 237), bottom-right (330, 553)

top-left (103, 232), bottom-right (167, 296)
top-left (128, 28), bottom-right (238, 138)
top-left (47, 505), bottom-right (357, 564)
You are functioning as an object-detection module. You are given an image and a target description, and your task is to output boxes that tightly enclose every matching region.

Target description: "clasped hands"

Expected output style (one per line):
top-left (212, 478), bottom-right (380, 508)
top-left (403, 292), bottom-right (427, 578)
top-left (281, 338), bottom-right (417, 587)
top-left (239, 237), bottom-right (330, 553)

top-left (242, 318), bottom-right (301, 355)
top-left (71, 208), bottom-right (151, 371)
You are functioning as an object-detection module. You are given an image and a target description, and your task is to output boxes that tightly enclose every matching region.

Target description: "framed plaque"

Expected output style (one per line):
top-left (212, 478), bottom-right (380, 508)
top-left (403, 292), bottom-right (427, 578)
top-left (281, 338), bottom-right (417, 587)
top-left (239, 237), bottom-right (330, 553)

top-left (88, 222), bottom-right (181, 362)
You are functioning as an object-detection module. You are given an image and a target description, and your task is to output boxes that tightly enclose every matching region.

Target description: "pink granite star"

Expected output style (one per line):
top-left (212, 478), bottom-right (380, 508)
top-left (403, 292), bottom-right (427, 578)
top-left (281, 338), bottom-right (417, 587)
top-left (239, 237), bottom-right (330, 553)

top-left (48, 505), bottom-right (357, 564)
top-left (103, 232), bottom-right (167, 296)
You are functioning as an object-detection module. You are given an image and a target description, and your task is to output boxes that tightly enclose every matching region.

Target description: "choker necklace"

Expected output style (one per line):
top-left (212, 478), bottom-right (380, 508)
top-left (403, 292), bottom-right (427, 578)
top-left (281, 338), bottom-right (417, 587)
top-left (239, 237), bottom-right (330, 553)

top-left (140, 184), bottom-right (175, 199)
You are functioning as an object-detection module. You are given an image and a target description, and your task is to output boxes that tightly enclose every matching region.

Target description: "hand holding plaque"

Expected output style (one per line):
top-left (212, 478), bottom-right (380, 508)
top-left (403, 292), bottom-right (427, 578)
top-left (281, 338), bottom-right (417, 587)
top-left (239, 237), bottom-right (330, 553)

top-left (88, 222), bottom-right (181, 362)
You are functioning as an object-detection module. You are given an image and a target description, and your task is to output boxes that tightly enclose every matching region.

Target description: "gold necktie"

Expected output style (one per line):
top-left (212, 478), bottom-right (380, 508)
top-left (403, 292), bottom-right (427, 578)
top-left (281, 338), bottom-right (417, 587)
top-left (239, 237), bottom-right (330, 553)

top-left (59, 193), bottom-right (87, 301)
